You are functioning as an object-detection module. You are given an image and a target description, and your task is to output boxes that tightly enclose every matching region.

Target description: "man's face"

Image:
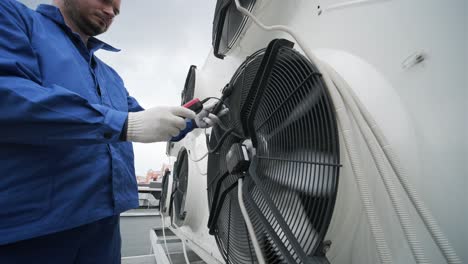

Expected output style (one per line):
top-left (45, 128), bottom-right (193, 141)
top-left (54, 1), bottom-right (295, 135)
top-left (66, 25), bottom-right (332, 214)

top-left (62, 0), bottom-right (121, 37)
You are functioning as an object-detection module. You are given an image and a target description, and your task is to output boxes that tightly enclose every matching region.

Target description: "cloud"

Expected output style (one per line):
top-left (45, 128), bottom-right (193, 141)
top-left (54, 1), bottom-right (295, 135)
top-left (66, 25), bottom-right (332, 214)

top-left (20, 0), bottom-right (216, 175)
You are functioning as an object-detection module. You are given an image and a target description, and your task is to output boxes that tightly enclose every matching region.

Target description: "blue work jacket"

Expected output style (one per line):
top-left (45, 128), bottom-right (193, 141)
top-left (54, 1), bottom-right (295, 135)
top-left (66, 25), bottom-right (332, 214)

top-left (0, 1), bottom-right (143, 245)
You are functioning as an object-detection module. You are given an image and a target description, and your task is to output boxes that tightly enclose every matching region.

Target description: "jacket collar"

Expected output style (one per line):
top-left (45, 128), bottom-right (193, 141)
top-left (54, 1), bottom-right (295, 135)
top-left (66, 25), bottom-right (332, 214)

top-left (36, 4), bottom-right (120, 52)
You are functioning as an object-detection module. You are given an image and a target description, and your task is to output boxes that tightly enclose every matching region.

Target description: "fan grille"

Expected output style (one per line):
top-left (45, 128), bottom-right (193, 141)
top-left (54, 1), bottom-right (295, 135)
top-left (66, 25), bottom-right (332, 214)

top-left (172, 148), bottom-right (189, 226)
top-left (160, 170), bottom-right (170, 214)
top-left (207, 39), bottom-right (340, 263)
top-left (181, 65), bottom-right (197, 105)
top-left (212, 0), bottom-right (256, 59)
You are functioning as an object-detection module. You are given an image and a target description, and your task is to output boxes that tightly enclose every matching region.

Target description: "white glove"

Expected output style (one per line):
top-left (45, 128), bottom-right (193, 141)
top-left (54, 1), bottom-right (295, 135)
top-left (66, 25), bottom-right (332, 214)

top-left (195, 101), bottom-right (229, 128)
top-left (126, 106), bottom-right (196, 143)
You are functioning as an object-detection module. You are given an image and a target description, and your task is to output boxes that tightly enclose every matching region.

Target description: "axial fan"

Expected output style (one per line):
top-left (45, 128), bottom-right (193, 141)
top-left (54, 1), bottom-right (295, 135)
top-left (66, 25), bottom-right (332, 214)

top-left (206, 39), bottom-right (341, 263)
top-left (181, 65), bottom-right (197, 105)
top-left (169, 148), bottom-right (189, 227)
top-left (159, 169), bottom-right (171, 215)
top-left (212, 0), bottom-right (256, 59)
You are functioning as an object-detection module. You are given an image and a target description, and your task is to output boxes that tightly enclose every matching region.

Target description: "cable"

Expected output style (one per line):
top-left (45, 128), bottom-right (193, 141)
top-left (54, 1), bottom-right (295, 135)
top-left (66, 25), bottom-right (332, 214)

top-left (182, 239), bottom-right (191, 264)
top-left (233, 1), bottom-right (461, 263)
top-left (161, 216), bottom-right (174, 264)
top-left (201, 96), bottom-right (229, 108)
top-left (188, 97), bottom-right (240, 164)
top-left (188, 127), bottom-right (235, 162)
top-left (238, 178), bottom-right (266, 264)
top-left (203, 102), bottom-right (240, 136)
top-left (188, 151), bottom-right (209, 163)
top-left (208, 128), bottom-right (236, 153)
top-left (188, 144), bottom-right (209, 176)
top-left (185, 129), bottom-right (209, 175)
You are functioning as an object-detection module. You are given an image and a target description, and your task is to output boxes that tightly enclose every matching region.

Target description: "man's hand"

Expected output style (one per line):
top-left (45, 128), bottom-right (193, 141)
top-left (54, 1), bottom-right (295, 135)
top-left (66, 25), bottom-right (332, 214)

top-left (195, 101), bottom-right (229, 129)
top-left (126, 106), bottom-right (196, 143)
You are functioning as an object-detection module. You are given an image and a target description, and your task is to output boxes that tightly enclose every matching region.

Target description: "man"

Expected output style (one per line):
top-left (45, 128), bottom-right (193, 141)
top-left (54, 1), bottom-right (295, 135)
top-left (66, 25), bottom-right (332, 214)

top-left (0, 0), bottom-right (203, 263)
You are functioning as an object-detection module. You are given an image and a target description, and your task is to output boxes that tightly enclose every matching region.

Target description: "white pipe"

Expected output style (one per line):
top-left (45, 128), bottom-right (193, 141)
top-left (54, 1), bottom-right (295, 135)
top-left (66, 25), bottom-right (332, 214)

top-left (324, 64), bottom-right (428, 263)
top-left (238, 178), bottom-right (266, 264)
top-left (161, 216), bottom-right (174, 264)
top-left (182, 240), bottom-right (191, 264)
top-left (347, 79), bottom-right (462, 264)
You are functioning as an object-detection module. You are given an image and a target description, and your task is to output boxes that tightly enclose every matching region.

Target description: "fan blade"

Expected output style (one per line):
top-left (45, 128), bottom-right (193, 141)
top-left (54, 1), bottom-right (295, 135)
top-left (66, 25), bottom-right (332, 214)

top-left (258, 182), bottom-right (320, 254)
top-left (246, 158), bottom-right (310, 262)
top-left (255, 151), bottom-right (339, 195)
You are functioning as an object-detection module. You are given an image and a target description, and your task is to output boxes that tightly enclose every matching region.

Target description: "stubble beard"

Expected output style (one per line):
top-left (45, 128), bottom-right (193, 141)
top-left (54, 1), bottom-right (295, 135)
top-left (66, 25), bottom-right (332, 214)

top-left (63, 0), bottom-right (108, 37)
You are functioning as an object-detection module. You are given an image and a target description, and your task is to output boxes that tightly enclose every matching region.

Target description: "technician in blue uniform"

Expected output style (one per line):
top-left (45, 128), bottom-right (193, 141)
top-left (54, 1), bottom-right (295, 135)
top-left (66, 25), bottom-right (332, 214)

top-left (0, 0), bottom-right (198, 263)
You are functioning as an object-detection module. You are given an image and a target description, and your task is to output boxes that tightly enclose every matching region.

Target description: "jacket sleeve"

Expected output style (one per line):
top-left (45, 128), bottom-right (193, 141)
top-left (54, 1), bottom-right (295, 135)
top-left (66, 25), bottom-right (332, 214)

top-left (127, 94), bottom-right (144, 112)
top-left (0, 1), bottom-right (128, 145)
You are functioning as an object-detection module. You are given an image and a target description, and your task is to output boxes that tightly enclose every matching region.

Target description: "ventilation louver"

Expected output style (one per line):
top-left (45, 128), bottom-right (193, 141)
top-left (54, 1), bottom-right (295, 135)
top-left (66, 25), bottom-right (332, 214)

top-left (181, 65), bottom-right (197, 105)
top-left (212, 0), bottom-right (256, 59)
top-left (169, 148), bottom-right (189, 227)
top-left (206, 39), bottom-right (341, 263)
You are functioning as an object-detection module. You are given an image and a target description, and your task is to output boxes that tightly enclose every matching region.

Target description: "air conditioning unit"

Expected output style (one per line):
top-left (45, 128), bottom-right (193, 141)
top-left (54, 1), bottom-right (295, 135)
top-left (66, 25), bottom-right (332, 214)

top-left (165, 0), bottom-right (466, 263)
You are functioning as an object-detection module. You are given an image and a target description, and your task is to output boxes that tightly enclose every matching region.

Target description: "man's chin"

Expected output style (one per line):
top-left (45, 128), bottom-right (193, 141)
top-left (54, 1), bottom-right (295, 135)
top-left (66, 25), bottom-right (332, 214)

top-left (84, 27), bottom-right (107, 37)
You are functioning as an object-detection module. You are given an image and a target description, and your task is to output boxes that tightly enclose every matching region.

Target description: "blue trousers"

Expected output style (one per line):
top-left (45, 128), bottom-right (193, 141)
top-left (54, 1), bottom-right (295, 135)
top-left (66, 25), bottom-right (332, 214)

top-left (0, 216), bottom-right (121, 264)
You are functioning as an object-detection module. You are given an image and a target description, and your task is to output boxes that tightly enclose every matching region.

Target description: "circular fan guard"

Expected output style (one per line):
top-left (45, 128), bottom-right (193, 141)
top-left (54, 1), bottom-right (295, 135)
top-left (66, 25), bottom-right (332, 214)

top-left (181, 65), bottom-right (197, 105)
top-left (207, 39), bottom-right (341, 263)
top-left (171, 148), bottom-right (189, 227)
top-left (212, 0), bottom-right (256, 59)
top-left (159, 170), bottom-right (170, 215)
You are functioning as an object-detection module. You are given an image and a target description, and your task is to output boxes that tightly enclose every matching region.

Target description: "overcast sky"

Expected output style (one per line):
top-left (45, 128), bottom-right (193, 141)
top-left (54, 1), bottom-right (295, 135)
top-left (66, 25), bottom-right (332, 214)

top-left (20, 0), bottom-right (216, 176)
